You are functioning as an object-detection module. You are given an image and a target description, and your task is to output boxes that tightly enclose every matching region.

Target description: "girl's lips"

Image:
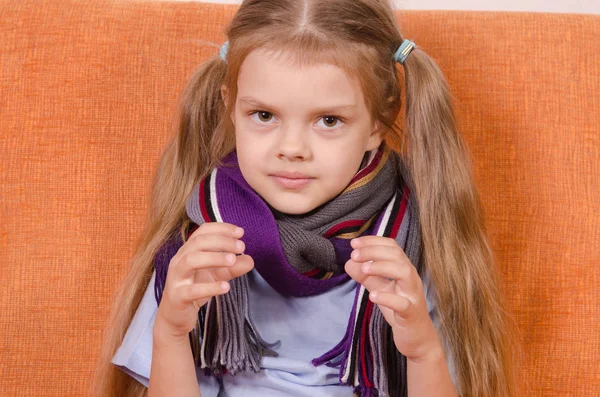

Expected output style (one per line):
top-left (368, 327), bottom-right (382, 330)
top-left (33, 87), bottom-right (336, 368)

top-left (271, 175), bottom-right (313, 189)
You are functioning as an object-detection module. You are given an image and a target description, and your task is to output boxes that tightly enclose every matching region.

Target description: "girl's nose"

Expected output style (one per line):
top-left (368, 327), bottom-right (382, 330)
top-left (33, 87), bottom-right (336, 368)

top-left (276, 124), bottom-right (312, 161)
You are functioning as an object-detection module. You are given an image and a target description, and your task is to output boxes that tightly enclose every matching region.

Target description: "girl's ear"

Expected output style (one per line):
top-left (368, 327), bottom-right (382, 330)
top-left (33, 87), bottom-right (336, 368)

top-left (221, 85), bottom-right (229, 108)
top-left (221, 85), bottom-right (235, 125)
top-left (366, 121), bottom-right (385, 151)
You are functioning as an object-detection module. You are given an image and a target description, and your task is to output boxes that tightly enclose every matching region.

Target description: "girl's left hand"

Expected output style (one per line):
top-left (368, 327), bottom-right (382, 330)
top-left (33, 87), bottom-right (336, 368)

top-left (344, 236), bottom-right (442, 362)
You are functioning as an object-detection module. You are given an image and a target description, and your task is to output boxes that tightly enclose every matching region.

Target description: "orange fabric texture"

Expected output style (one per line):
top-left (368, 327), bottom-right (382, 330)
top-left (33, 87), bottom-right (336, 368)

top-left (0, 0), bottom-right (598, 395)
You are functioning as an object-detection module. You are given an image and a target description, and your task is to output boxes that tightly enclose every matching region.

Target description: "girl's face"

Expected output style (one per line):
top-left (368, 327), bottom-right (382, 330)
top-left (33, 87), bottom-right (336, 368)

top-left (229, 48), bottom-right (383, 215)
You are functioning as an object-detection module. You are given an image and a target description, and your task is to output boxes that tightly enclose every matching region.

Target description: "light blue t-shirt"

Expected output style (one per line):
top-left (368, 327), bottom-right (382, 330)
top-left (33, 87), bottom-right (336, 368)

top-left (112, 268), bottom-right (455, 396)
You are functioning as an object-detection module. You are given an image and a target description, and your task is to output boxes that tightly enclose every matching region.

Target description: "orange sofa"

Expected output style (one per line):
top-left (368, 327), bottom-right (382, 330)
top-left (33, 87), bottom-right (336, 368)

top-left (1, 0), bottom-right (598, 395)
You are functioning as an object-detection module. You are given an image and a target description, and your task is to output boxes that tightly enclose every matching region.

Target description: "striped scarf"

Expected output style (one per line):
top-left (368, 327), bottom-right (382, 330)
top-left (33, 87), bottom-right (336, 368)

top-left (153, 144), bottom-right (423, 397)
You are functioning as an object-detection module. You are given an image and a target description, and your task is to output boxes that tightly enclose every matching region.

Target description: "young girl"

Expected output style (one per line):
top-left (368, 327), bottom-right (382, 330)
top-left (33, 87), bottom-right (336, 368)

top-left (93, 0), bottom-right (519, 396)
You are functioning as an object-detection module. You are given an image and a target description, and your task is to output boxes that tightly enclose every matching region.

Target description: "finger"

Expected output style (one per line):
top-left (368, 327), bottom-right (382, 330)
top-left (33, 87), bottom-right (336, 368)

top-left (361, 260), bottom-right (414, 290)
top-left (180, 281), bottom-right (231, 305)
top-left (224, 253), bottom-right (254, 277)
top-left (193, 234), bottom-right (245, 254)
top-left (369, 290), bottom-right (412, 319)
top-left (351, 236), bottom-right (399, 248)
top-left (177, 251), bottom-right (237, 279)
top-left (345, 259), bottom-right (392, 293)
top-left (175, 234), bottom-right (245, 263)
top-left (350, 245), bottom-right (407, 263)
top-left (193, 254), bottom-right (255, 284)
top-left (190, 222), bottom-right (244, 239)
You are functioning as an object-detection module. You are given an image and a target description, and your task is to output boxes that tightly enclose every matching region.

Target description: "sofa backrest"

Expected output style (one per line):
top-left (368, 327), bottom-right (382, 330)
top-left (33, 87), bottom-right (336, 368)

top-left (0, 0), bottom-right (598, 395)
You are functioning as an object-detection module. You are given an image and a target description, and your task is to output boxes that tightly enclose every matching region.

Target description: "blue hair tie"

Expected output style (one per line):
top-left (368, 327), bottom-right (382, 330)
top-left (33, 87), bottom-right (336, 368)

top-left (393, 39), bottom-right (416, 64)
top-left (220, 41), bottom-right (229, 63)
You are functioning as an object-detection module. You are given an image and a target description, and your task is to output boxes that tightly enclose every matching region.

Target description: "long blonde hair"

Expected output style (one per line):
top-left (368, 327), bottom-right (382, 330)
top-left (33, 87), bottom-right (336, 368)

top-left (92, 1), bottom-right (520, 396)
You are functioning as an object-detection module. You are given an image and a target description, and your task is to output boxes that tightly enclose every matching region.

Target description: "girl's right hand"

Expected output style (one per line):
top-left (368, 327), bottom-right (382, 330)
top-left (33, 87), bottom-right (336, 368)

top-left (154, 222), bottom-right (254, 340)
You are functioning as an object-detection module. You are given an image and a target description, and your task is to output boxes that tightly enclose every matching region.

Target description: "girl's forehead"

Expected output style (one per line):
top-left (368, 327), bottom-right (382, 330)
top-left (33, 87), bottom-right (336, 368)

top-left (237, 48), bottom-right (364, 102)
top-left (243, 46), bottom-right (349, 68)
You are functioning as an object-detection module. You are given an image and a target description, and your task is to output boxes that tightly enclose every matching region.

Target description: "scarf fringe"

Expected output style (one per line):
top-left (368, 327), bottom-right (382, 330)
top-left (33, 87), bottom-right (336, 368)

top-left (193, 275), bottom-right (280, 375)
top-left (313, 285), bottom-right (390, 397)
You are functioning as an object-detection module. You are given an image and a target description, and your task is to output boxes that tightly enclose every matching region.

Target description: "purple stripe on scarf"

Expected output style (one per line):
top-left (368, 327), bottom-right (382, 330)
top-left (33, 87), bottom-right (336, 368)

top-left (215, 154), bottom-right (350, 297)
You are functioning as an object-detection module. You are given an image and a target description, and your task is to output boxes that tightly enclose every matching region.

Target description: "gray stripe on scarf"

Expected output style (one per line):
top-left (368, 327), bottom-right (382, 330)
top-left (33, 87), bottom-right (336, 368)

top-left (276, 153), bottom-right (399, 273)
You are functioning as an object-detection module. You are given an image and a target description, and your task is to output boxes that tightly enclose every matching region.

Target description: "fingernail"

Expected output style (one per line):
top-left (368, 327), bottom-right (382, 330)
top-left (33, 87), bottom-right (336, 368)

top-left (362, 261), bottom-right (371, 273)
top-left (352, 249), bottom-right (360, 260)
top-left (221, 281), bottom-right (230, 291)
top-left (370, 291), bottom-right (379, 301)
top-left (236, 240), bottom-right (245, 252)
top-left (233, 227), bottom-right (244, 236)
top-left (225, 253), bottom-right (236, 266)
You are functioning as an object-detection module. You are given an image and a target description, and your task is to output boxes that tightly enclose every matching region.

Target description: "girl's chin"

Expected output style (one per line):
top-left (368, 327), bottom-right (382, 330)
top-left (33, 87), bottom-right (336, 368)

top-left (262, 194), bottom-right (324, 216)
top-left (268, 201), bottom-right (317, 216)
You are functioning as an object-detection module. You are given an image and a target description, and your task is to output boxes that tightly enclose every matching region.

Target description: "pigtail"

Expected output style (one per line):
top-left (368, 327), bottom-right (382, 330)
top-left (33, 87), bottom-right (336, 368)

top-left (171, 54), bottom-right (233, 190)
top-left (91, 53), bottom-right (231, 397)
top-left (399, 47), bottom-right (520, 397)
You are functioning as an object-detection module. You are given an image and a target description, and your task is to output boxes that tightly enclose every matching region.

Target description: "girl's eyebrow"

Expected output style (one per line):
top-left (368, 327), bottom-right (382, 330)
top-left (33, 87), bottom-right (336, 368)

top-left (238, 96), bottom-right (357, 113)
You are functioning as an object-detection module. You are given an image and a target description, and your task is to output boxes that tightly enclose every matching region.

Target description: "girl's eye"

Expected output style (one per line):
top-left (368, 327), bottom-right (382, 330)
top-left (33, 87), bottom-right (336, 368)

top-left (251, 111), bottom-right (274, 123)
top-left (317, 116), bottom-right (343, 129)
top-left (249, 112), bottom-right (343, 129)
